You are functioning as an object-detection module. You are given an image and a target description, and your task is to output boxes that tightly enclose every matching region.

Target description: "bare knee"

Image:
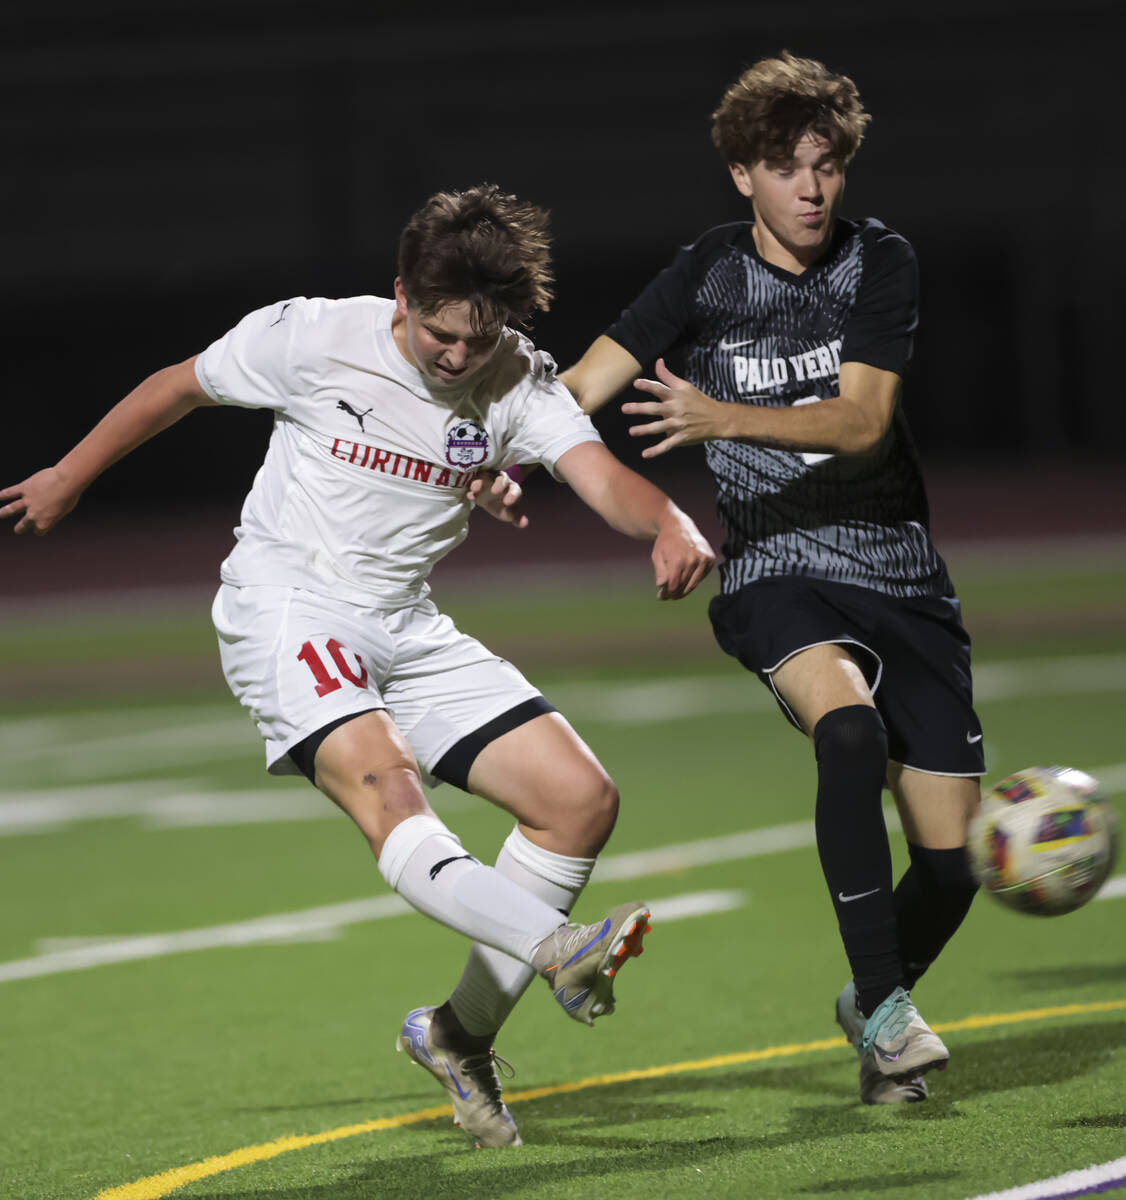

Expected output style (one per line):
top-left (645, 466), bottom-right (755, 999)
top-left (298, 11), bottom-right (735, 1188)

top-left (584, 770), bottom-right (620, 846)
top-left (308, 710), bottom-right (435, 853)
top-left (551, 766), bottom-right (620, 857)
top-left (318, 758), bottom-right (431, 855)
top-left (890, 766), bottom-right (980, 848)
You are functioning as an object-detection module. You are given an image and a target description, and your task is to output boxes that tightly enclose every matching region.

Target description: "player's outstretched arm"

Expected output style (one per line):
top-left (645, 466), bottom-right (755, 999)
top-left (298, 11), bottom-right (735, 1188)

top-left (0, 356), bottom-right (214, 535)
top-left (622, 358), bottom-right (900, 458)
top-left (555, 441), bottom-right (715, 600)
top-left (559, 336), bottom-right (642, 416)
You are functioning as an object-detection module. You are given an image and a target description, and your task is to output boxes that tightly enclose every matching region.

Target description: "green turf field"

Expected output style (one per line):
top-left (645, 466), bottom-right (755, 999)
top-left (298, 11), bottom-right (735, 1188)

top-left (1, 550), bottom-right (1124, 1200)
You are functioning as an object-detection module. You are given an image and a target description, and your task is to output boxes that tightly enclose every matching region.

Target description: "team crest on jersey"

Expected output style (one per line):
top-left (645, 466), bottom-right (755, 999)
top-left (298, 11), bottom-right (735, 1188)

top-left (445, 419), bottom-right (489, 466)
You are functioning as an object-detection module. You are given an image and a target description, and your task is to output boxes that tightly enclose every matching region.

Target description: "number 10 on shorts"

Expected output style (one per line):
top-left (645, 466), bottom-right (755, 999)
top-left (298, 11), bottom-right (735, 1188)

top-left (297, 638), bottom-right (370, 697)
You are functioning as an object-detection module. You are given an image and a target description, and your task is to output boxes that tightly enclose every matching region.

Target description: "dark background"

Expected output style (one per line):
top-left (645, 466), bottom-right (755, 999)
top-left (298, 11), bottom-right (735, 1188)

top-left (1, 1), bottom-right (1122, 539)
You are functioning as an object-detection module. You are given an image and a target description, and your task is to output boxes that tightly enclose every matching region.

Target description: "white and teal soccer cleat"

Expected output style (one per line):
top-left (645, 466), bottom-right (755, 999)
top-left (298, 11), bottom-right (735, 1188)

top-left (835, 980), bottom-right (946, 1103)
top-left (531, 901), bottom-right (651, 1026)
top-left (396, 1006), bottom-right (522, 1148)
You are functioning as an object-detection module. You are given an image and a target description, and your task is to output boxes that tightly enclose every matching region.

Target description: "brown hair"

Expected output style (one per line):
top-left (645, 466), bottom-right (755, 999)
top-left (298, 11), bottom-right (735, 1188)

top-left (711, 51), bottom-right (870, 167)
top-left (397, 184), bottom-right (554, 332)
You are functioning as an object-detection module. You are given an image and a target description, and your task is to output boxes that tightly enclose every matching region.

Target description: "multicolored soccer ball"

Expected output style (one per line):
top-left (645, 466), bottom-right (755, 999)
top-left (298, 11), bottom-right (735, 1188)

top-left (968, 766), bottom-right (1118, 916)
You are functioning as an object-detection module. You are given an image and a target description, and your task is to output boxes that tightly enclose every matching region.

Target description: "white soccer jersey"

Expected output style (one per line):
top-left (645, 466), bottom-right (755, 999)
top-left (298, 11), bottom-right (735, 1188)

top-left (195, 295), bottom-right (601, 605)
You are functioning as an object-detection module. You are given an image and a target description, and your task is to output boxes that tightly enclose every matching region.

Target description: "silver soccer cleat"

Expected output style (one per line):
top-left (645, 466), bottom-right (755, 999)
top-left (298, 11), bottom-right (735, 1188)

top-left (531, 901), bottom-right (651, 1026)
top-left (396, 1006), bottom-right (522, 1148)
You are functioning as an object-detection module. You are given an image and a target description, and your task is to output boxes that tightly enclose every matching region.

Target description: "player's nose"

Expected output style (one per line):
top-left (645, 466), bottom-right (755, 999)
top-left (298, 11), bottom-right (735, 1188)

top-left (444, 342), bottom-right (469, 369)
top-left (797, 170), bottom-right (823, 199)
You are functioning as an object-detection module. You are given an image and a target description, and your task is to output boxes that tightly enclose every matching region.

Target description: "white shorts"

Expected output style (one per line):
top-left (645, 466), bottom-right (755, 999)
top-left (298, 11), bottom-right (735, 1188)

top-left (212, 583), bottom-right (543, 781)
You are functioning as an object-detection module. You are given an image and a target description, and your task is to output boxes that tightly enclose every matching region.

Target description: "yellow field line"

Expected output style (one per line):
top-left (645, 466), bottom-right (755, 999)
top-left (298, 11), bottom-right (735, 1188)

top-left (92, 997), bottom-right (1126, 1200)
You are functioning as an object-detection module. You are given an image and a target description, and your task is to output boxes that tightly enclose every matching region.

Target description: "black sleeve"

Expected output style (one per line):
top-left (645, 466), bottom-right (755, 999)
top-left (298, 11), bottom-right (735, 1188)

top-left (839, 227), bottom-right (919, 376)
top-left (603, 243), bottom-right (701, 366)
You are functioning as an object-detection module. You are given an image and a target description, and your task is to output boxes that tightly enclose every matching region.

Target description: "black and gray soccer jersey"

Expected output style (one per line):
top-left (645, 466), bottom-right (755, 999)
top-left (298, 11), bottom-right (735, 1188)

top-left (605, 217), bottom-right (954, 600)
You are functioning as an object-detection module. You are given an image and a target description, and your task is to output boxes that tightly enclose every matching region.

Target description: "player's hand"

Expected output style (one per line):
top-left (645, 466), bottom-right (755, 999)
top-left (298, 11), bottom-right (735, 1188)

top-left (651, 509), bottom-right (715, 600)
top-left (0, 468), bottom-right (82, 535)
top-left (467, 470), bottom-right (529, 529)
top-left (622, 359), bottom-right (731, 458)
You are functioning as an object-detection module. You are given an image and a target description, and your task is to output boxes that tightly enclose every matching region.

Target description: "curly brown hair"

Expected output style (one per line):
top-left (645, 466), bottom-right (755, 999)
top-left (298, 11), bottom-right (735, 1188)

top-left (711, 51), bottom-right (870, 167)
top-left (397, 184), bottom-right (554, 333)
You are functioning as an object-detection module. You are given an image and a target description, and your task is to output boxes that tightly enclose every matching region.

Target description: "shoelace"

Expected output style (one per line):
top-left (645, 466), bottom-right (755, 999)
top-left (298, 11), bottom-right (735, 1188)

top-left (859, 988), bottom-right (916, 1052)
top-left (457, 1050), bottom-right (516, 1107)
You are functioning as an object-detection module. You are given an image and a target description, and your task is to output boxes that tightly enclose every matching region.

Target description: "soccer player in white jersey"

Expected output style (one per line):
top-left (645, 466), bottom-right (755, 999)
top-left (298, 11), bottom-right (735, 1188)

top-left (1, 184), bottom-right (715, 1148)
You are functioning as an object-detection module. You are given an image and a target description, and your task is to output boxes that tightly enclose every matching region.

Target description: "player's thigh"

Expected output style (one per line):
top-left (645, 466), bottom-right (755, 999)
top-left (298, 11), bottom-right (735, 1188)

top-left (313, 709), bottom-right (434, 849)
top-left (769, 642), bottom-right (875, 735)
top-left (383, 602), bottom-right (546, 784)
top-left (466, 712), bottom-right (619, 857)
top-left (887, 763), bottom-right (980, 849)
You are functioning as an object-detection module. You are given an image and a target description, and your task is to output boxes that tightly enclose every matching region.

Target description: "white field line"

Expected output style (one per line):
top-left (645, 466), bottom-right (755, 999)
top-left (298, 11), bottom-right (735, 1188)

top-left (963, 1155), bottom-right (1126, 1200)
top-left (0, 781), bottom-right (475, 836)
top-left (0, 896), bottom-right (410, 982)
top-left (648, 890), bottom-right (744, 921)
top-left (2, 652), bottom-right (1125, 786)
top-left (0, 785), bottom-right (332, 835)
top-left (550, 676), bottom-right (776, 722)
top-left (3, 793), bottom-right (1124, 984)
top-left (0, 704), bottom-right (241, 759)
top-left (593, 814), bottom-right (1123, 899)
top-left (2, 717), bottom-right (260, 779)
top-left (551, 653), bottom-right (1126, 721)
top-left (971, 655), bottom-right (1126, 704)
top-left (589, 817), bottom-right (867, 881)
top-left (0, 888), bottom-right (745, 985)
top-left (0, 781), bottom-right (202, 833)
top-left (2, 760), bottom-right (1123, 839)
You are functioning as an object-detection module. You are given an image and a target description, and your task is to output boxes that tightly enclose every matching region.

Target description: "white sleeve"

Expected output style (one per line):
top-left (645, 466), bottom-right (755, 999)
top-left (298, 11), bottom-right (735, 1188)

top-left (502, 351), bottom-right (603, 478)
top-left (194, 297), bottom-right (305, 411)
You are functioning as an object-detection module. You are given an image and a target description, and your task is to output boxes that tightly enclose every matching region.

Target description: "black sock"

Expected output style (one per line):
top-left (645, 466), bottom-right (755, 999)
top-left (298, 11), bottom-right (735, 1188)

top-left (813, 705), bottom-right (902, 1017)
top-left (432, 1001), bottom-right (494, 1052)
top-left (894, 842), bottom-right (979, 990)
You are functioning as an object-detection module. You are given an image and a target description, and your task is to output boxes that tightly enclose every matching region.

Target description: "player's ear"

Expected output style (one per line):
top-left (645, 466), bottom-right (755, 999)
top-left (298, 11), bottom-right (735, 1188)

top-left (393, 277), bottom-right (411, 317)
top-left (729, 162), bottom-right (755, 199)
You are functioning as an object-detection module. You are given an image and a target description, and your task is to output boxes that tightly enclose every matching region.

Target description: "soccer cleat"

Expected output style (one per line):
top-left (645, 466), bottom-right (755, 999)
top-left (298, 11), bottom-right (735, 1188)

top-left (531, 901), bottom-right (651, 1026)
top-left (858, 986), bottom-right (948, 1079)
top-left (835, 981), bottom-right (930, 1103)
top-left (396, 1006), bottom-right (522, 1148)
top-left (836, 981), bottom-right (948, 1097)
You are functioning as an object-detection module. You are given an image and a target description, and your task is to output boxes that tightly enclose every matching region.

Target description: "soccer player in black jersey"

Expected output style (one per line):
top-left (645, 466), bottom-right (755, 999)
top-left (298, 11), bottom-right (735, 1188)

top-left (561, 51), bottom-right (984, 1105)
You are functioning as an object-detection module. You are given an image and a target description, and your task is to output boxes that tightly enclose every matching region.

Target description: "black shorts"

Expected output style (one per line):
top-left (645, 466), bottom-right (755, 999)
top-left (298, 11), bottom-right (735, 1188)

top-left (709, 577), bottom-right (985, 777)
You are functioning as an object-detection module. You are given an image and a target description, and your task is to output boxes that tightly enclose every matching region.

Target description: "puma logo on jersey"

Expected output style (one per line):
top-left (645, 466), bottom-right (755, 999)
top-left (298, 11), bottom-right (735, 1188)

top-left (337, 400), bottom-right (373, 432)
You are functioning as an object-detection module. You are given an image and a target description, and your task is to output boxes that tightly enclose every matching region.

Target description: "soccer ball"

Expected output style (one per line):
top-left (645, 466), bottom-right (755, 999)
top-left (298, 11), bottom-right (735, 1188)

top-left (968, 766), bottom-right (1119, 916)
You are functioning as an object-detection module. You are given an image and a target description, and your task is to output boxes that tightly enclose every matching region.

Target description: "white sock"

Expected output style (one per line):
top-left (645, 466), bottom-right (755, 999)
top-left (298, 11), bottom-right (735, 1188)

top-left (377, 814), bottom-right (565, 963)
top-left (449, 826), bottom-right (596, 1036)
